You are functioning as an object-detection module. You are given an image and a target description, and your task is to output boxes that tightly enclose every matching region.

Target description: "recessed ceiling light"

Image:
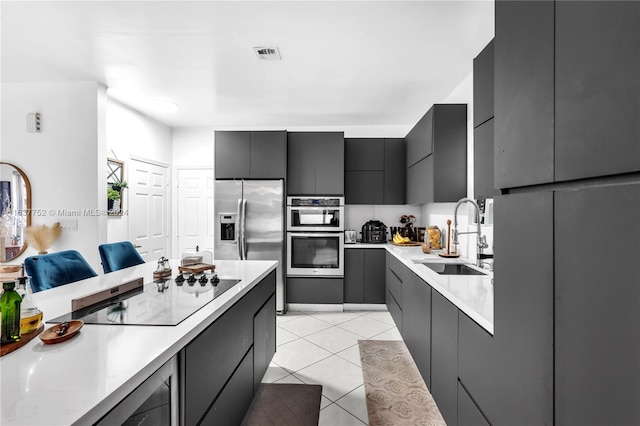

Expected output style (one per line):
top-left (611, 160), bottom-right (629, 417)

top-left (253, 46), bottom-right (282, 61)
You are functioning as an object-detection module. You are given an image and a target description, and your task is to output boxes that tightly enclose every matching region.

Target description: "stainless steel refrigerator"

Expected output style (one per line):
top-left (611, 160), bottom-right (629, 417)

top-left (214, 180), bottom-right (285, 313)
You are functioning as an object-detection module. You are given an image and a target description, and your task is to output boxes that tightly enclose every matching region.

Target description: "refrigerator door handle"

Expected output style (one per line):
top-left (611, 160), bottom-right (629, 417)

top-left (236, 198), bottom-right (243, 259)
top-left (241, 198), bottom-right (248, 259)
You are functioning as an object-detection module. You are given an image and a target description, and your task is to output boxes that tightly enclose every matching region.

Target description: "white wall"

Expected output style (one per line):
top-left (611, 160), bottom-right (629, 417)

top-left (106, 98), bottom-right (173, 244)
top-left (1, 81), bottom-right (107, 270)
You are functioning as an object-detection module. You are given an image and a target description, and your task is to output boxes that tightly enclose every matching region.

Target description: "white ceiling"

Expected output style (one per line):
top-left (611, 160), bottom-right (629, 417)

top-left (1, 1), bottom-right (494, 132)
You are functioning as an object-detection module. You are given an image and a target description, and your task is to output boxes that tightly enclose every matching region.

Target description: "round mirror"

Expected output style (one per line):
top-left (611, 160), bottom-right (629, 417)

top-left (0, 162), bottom-right (32, 262)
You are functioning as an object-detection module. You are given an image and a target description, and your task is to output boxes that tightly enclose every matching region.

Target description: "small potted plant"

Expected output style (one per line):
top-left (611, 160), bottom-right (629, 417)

top-left (111, 181), bottom-right (128, 192)
top-left (11, 234), bottom-right (20, 246)
top-left (107, 187), bottom-right (121, 211)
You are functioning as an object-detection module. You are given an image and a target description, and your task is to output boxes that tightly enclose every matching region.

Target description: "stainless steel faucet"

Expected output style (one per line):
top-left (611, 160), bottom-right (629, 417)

top-left (453, 197), bottom-right (491, 268)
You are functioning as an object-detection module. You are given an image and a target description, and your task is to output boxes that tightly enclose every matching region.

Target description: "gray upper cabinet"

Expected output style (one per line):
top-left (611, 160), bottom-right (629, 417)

top-left (496, 1), bottom-right (639, 188)
top-left (215, 131), bottom-right (286, 179)
top-left (474, 119), bottom-right (498, 199)
top-left (555, 183), bottom-right (640, 426)
top-left (345, 138), bottom-right (405, 204)
top-left (555, 1), bottom-right (640, 181)
top-left (215, 131), bottom-right (251, 178)
top-left (406, 107), bottom-right (433, 167)
top-left (473, 38), bottom-right (499, 200)
top-left (383, 138), bottom-right (406, 204)
top-left (406, 104), bottom-right (467, 204)
top-left (473, 39), bottom-right (494, 128)
top-left (494, 0), bottom-right (554, 189)
top-left (345, 138), bottom-right (384, 171)
top-left (287, 132), bottom-right (344, 195)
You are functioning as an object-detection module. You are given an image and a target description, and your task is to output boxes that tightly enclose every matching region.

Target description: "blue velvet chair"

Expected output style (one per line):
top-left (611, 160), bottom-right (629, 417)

top-left (25, 250), bottom-right (98, 293)
top-left (98, 241), bottom-right (145, 274)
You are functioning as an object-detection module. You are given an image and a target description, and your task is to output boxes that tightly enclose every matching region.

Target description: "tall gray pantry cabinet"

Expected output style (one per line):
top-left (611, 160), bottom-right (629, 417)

top-left (489, 1), bottom-right (640, 425)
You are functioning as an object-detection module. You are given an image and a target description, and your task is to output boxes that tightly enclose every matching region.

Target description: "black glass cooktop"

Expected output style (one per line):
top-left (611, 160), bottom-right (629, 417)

top-left (49, 275), bottom-right (240, 326)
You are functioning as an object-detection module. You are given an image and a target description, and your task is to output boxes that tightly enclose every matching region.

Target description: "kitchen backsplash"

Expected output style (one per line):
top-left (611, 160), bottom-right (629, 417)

top-left (421, 200), bottom-right (494, 260)
top-left (345, 201), bottom-right (494, 261)
top-left (345, 204), bottom-right (422, 240)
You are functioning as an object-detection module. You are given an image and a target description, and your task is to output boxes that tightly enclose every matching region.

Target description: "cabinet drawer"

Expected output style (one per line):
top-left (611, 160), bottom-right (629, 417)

top-left (387, 291), bottom-right (402, 333)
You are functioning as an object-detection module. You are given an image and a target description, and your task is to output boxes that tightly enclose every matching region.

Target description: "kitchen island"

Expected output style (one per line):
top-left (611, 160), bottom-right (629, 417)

top-left (0, 259), bottom-right (277, 426)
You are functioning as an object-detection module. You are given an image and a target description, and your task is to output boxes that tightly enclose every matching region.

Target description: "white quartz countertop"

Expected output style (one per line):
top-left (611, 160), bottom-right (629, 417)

top-left (346, 242), bottom-right (493, 334)
top-left (0, 259), bottom-right (277, 426)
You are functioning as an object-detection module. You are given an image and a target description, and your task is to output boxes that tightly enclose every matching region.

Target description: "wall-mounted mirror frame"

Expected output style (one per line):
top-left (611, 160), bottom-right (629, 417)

top-left (107, 158), bottom-right (125, 216)
top-left (0, 162), bottom-right (32, 262)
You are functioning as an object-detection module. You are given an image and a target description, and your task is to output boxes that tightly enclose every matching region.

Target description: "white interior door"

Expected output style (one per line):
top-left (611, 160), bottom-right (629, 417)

top-left (177, 168), bottom-right (214, 257)
top-left (129, 158), bottom-right (169, 261)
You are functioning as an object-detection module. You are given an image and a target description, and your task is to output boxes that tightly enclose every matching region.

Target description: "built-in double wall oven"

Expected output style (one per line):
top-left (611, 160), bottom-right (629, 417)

top-left (286, 196), bottom-right (344, 277)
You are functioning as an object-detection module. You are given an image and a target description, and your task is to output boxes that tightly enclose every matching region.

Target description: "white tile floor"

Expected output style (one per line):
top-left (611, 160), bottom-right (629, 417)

top-left (260, 309), bottom-right (402, 425)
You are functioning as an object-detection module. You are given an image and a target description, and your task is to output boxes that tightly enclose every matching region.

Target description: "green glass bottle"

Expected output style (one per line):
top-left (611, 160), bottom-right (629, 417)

top-left (1, 281), bottom-right (22, 343)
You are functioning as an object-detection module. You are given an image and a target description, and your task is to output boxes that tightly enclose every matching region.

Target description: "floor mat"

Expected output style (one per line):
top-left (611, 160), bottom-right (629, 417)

top-left (241, 383), bottom-right (322, 426)
top-left (359, 340), bottom-right (446, 426)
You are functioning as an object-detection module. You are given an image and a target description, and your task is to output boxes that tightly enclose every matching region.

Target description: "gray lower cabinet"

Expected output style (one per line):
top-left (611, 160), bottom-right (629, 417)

top-left (215, 131), bottom-right (286, 179)
top-left (287, 132), bottom-right (344, 195)
top-left (402, 271), bottom-right (431, 386)
top-left (201, 347), bottom-right (254, 426)
top-left (345, 248), bottom-right (386, 304)
top-left (458, 192), bottom-right (553, 425)
top-left (405, 104), bottom-right (467, 204)
top-left (181, 271), bottom-right (276, 426)
top-left (286, 277), bottom-right (344, 304)
top-left (345, 249), bottom-right (365, 303)
top-left (253, 293), bottom-right (276, 393)
top-left (555, 183), bottom-right (640, 425)
top-left (386, 253), bottom-right (404, 333)
top-left (431, 290), bottom-right (458, 426)
top-left (457, 381), bottom-right (490, 426)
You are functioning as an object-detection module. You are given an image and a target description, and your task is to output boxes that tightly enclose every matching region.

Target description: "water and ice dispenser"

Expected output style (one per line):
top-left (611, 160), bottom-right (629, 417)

top-left (219, 213), bottom-right (237, 241)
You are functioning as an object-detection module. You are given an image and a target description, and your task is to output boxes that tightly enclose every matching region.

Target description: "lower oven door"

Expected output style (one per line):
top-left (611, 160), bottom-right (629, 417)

top-left (287, 232), bottom-right (344, 277)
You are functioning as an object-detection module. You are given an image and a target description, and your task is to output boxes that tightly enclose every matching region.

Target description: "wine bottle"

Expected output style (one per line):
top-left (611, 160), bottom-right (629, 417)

top-left (1, 281), bottom-right (22, 343)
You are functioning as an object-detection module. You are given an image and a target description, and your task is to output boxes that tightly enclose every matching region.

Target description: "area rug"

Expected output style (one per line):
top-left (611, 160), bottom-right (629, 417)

top-left (359, 340), bottom-right (446, 426)
top-left (241, 383), bottom-right (322, 426)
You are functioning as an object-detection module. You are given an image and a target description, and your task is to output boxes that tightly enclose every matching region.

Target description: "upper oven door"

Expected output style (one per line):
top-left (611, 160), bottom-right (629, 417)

top-left (286, 206), bottom-right (344, 232)
top-left (287, 232), bottom-right (344, 277)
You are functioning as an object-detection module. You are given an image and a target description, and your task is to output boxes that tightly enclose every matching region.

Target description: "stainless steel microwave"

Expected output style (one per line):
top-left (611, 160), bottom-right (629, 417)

top-left (286, 197), bottom-right (344, 232)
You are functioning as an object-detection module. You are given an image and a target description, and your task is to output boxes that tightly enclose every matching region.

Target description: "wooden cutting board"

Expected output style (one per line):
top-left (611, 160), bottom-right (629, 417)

top-left (0, 324), bottom-right (45, 357)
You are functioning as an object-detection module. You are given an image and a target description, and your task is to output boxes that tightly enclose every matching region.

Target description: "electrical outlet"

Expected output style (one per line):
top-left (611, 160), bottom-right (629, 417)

top-left (59, 219), bottom-right (78, 231)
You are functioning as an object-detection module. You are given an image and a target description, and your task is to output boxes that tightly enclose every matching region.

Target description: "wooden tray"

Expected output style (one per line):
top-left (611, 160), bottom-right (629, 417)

top-left (178, 263), bottom-right (216, 274)
top-left (439, 252), bottom-right (461, 258)
top-left (40, 320), bottom-right (84, 345)
top-left (390, 241), bottom-right (422, 247)
top-left (0, 324), bottom-right (44, 357)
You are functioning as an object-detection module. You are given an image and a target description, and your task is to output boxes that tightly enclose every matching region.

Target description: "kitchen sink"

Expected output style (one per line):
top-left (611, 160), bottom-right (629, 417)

top-left (416, 262), bottom-right (487, 276)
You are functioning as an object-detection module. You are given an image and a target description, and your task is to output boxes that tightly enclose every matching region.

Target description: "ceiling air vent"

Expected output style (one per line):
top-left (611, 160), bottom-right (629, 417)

top-left (253, 46), bottom-right (282, 61)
